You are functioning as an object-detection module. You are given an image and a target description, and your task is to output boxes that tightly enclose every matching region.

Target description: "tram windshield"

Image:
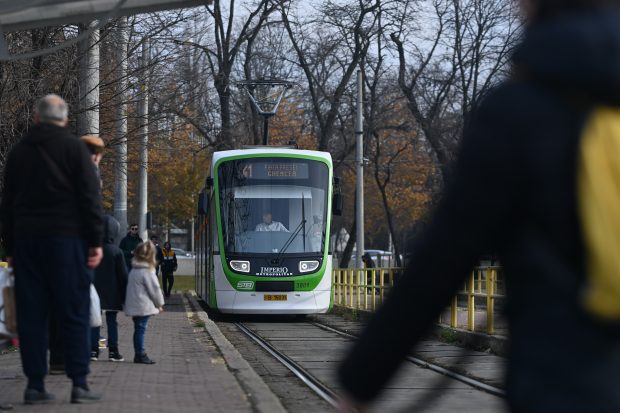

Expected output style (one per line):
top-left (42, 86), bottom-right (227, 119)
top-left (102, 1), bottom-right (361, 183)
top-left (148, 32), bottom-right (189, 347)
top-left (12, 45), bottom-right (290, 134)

top-left (218, 157), bottom-right (329, 256)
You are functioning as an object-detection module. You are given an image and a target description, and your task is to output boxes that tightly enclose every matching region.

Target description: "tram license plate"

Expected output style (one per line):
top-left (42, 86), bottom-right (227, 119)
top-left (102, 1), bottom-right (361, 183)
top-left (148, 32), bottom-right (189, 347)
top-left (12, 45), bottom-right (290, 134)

top-left (264, 294), bottom-right (287, 301)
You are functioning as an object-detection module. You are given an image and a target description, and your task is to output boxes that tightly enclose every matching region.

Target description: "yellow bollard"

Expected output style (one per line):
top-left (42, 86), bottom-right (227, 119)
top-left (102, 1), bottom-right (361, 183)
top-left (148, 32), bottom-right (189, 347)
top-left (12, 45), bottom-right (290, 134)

top-left (450, 295), bottom-right (458, 328)
top-left (467, 271), bottom-right (475, 331)
top-left (487, 269), bottom-right (496, 335)
top-left (356, 268), bottom-right (362, 310)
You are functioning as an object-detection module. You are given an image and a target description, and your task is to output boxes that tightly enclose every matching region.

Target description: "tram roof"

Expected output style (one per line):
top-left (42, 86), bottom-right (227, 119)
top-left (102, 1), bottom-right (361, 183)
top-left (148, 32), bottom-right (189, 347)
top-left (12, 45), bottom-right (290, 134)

top-left (211, 148), bottom-right (333, 167)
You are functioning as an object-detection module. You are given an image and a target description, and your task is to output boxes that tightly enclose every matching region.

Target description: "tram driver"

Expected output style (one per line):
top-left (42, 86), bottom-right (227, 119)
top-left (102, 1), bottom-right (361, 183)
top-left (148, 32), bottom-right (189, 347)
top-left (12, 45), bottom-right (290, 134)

top-left (255, 212), bottom-right (289, 232)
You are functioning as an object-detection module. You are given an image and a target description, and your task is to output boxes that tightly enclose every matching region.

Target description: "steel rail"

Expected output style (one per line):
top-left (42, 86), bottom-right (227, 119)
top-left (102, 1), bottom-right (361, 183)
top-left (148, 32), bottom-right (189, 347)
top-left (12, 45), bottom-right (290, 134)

top-left (310, 321), bottom-right (507, 398)
top-left (234, 322), bottom-right (341, 409)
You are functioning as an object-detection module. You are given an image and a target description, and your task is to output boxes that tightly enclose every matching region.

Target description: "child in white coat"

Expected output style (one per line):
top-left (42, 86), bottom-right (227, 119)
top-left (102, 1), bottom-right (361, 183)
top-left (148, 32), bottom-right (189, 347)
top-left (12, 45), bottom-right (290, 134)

top-left (124, 241), bottom-right (164, 364)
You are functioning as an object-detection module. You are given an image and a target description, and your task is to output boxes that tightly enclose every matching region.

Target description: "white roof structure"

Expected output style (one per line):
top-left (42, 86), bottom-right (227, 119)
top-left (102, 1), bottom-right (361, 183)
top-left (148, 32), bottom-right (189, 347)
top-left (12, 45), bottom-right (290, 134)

top-left (0, 0), bottom-right (208, 32)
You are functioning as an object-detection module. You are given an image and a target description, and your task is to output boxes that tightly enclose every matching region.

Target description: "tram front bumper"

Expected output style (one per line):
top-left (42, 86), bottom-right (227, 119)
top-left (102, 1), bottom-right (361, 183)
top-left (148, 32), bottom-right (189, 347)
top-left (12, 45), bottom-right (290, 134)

top-left (216, 290), bottom-right (331, 314)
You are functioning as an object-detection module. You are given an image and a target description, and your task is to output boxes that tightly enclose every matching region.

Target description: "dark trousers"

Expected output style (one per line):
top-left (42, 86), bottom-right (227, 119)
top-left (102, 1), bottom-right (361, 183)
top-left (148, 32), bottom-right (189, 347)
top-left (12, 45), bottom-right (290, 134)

top-left (14, 237), bottom-right (92, 389)
top-left (91, 311), bottom-right (119, 350)
top-left (49, 315), bottom-right (64, 367)
top-left (162, 272), bottom-right (174, 296)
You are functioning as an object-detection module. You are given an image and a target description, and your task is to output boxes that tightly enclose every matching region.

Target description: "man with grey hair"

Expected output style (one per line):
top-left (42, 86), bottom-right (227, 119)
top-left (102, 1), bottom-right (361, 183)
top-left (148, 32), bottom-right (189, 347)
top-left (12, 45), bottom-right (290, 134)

top-left (0, 94), bottom-right (104, 404)
top-left (35, 93), bottom-right (69, 123)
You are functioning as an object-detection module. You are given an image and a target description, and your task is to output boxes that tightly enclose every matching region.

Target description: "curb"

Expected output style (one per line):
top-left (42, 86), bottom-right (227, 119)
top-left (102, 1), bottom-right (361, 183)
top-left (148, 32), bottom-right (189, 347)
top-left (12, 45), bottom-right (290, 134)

top-left (184, 292), bottom-right (286, 413)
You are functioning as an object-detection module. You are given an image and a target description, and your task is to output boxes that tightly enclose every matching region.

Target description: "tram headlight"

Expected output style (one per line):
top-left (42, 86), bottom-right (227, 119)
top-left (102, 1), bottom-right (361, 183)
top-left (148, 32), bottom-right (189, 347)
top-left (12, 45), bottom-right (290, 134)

top-left (230, 260), bottom-right (250, 273)
top-left (299, 260), bottom-right (320, 273)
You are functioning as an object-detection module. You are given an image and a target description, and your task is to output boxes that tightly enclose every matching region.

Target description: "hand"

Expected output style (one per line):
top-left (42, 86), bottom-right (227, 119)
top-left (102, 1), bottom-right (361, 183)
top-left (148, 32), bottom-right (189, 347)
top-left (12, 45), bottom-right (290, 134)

top-left (337, 395), bottom-right (369, 413)
top-left (158, 307), bottom-right (164, 313)
top-left (87, 247), bottom-right (103, 269)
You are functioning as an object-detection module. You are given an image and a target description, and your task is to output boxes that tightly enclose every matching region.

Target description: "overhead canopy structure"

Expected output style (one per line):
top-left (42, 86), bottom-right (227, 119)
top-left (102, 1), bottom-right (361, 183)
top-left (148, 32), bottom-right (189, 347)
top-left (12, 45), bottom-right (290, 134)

top-left (0, 0), bottom-right (208, 32)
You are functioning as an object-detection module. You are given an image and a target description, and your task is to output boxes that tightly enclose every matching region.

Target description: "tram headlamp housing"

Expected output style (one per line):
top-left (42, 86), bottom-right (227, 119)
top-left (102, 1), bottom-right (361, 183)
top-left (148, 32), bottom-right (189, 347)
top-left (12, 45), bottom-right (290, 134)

top-left (299, 260), bottom-right (320, 273)
top-left (230, 260), bottom-right (250, 273)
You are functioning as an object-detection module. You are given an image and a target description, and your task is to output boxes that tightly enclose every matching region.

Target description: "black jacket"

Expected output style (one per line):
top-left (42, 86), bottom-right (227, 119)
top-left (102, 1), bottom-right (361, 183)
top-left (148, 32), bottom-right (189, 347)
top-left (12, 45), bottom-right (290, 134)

top-left (0, 123), bottom-right (103, 255)
top-left (161, 248), bottom-right (177, 274)
top-left (93, 216), bottom-right (128, 311)
top-left (338, 11), bottom-right (620, 413)
top-left (119, 233), bottom-right (143, 269)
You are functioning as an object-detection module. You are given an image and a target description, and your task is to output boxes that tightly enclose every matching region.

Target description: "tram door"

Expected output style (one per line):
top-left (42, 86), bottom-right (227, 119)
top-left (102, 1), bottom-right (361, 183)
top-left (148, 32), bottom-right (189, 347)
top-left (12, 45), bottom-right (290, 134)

top-left (205, 192), bottom-right (215, 304)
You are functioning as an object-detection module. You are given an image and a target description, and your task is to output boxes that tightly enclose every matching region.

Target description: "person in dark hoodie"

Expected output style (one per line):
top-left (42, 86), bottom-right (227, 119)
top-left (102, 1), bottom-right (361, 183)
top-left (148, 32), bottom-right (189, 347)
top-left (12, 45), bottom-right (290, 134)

top-left (0, 94), bottom-right (103, 404)
top-left (90, 215), bottom-right (128, 362)
top-left (160, 241), bottom-right (177, 298)
top-left (338, 1), bottom-right (620, 412)
top-left (119, 224), bottom-right (142, 270)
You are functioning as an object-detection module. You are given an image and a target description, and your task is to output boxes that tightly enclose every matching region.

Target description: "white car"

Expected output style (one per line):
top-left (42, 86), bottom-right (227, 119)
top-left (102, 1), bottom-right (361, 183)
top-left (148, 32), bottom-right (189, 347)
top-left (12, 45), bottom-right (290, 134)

top-left (171, 248), bottom-right (195, 259)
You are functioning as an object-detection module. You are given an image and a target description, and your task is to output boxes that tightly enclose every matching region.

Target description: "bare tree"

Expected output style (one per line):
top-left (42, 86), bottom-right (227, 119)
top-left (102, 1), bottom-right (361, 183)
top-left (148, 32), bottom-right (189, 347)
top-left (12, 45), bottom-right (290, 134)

top-left (389, 0), bottom-right (521, 180)
top-left (280, 0), bottom-right (380, 152)
top-left (0, 27), bottom-right (78, 181)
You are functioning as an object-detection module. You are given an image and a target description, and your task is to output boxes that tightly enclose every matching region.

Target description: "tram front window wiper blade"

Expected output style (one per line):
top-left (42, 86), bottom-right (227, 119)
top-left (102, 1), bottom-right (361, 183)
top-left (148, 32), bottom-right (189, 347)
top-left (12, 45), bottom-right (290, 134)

top-left (272, 219), bottom-right (306, 265)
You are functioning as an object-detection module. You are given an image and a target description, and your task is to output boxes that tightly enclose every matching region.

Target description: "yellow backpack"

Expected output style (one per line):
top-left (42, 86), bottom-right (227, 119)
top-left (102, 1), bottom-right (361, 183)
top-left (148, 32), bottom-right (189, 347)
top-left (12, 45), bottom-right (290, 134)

top-left (578, 106), bottom-right (620, 321)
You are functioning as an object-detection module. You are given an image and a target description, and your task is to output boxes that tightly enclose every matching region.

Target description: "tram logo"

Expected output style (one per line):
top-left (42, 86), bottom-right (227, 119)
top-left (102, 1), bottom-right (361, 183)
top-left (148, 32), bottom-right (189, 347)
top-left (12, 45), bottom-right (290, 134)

top-left (237, 281), bottom-right (254, 290)
top-left (259, 267), bottom-right (290, 276)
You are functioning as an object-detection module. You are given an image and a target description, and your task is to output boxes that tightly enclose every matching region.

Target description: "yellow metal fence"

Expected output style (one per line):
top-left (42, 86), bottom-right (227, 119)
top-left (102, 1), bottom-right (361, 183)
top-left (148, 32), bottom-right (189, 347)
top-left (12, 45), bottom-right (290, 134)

top-left (332, 266), bottom-right (506, 336)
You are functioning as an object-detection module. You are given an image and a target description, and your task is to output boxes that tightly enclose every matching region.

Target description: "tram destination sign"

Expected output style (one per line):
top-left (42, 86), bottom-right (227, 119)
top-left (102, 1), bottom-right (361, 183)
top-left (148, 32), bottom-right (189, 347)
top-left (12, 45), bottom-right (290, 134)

top-left (242, 162), bottom-right (309, 180)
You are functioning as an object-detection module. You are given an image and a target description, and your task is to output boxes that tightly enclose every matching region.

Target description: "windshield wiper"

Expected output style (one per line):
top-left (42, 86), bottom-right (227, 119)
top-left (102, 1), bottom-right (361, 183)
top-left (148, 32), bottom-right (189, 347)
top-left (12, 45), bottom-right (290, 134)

top-left (271, 193), bottom-right (307, 264)
top-left (272, 218), bottom-right (306, 264)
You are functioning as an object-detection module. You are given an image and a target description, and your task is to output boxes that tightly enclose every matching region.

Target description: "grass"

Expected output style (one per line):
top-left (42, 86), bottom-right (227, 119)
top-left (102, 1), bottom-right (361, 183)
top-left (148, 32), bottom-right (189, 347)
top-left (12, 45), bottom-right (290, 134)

top-left (159, 275), bottom-right (195, 293)
top-left (439, 328), bottom-right (459, 344)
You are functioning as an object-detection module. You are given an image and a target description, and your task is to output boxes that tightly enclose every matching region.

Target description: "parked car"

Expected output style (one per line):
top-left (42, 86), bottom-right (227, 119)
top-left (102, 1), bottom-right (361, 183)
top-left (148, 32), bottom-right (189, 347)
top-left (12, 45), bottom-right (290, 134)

top-left (349, 249), bottom-right (401, 268)
top-left (171, 248), bottom-right (194, 259)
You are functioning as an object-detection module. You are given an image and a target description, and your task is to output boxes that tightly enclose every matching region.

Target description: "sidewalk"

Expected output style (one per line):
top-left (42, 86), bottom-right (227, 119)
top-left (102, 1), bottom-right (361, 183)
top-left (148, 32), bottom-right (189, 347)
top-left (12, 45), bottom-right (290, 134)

top-left (0, 293), bottom-right (284, 412)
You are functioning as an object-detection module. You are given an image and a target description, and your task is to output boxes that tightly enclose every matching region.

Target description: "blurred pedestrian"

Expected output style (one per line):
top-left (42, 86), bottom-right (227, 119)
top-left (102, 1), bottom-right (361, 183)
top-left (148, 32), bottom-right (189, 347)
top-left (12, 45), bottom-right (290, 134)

top-left (338, 1), bottom-right (620, 412)
top-left (161, 241), bottom-right (177, 298)
top-left (79, 135), bottom-right (104, 187)
top-left (362, 252), bottom-right (376, 291)
top-left (150, 235), bottom-right (164, 278)
top-left (50, 134), bottom-right (106, 374)
top-left (90, 215), bottom-right (128, 362)
top-left (124, 241), bottom-right (164, 364)
top-left (119, 223), bottom-right (142, 270)
top-left (0, 94), bottom-right (104, 404)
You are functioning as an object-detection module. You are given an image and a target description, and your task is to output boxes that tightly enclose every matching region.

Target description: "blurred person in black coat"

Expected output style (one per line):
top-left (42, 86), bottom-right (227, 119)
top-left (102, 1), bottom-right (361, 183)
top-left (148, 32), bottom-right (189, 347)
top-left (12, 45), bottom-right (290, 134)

top-left (338, 1), bottom-right (620, 412)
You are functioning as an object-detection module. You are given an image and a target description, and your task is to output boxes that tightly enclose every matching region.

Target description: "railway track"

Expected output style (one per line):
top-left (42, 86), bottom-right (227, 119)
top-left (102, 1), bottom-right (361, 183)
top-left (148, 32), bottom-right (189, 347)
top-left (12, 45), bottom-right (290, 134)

top-left (233, 318), bottom-right (507, 412)
top-left (235, 322), bottom-right (340, 408)
top-left (309, 321), bottom-right (506, 398)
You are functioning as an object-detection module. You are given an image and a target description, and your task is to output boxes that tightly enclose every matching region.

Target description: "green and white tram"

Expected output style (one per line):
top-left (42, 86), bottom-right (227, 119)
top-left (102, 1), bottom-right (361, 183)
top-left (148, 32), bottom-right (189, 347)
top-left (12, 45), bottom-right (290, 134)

top-left (195, 148), bottom-right (339, 314)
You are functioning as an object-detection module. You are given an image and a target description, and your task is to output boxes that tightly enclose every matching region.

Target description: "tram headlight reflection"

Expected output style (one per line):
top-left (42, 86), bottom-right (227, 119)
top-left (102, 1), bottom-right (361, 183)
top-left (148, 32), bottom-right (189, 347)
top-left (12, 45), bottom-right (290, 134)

top-left (230, 260), bottom-right (250, 273)
top-left (299, 260), bottom-right (320, 273)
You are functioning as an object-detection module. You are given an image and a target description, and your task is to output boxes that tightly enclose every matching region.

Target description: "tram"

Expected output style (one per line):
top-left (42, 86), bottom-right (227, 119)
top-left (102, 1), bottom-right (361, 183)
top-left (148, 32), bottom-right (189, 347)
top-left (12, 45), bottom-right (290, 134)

top-left (195, 148), bottom-right (340, 314)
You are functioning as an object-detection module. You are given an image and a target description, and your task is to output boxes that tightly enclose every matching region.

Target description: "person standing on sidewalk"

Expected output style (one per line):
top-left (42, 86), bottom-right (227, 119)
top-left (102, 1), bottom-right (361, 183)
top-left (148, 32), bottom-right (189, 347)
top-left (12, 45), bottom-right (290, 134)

top-left (0, 94), bottom-right (104, 404)
top-left (161, 241), bottom-right (177, 298)
top-left (50, 134), bottom-right (106, 374)
top-left (90, 215), bottom-right (128, 362)
top-left (119, 224), bottom-right (142, 270)
top-left (338, 1), bottom-right (620, 412)
top-left (124, 241), bottom-right (164, 364)
top-left (150, 235), bottom-right (164, 278)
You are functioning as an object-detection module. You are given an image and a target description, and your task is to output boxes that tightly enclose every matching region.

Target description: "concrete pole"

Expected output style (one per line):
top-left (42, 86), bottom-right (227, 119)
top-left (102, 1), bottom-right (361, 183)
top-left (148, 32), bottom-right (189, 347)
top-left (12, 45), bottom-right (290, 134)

top-left (190, 217), bottom-right (195, 253)
top-left (77, 21), bottom-right (99, 136)
top-left (113, 16), bottom-right (128, 237)
top-left (355, 70), bottom-right (365, 270)
top-left (137, 39), bottom-right (149, 242)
